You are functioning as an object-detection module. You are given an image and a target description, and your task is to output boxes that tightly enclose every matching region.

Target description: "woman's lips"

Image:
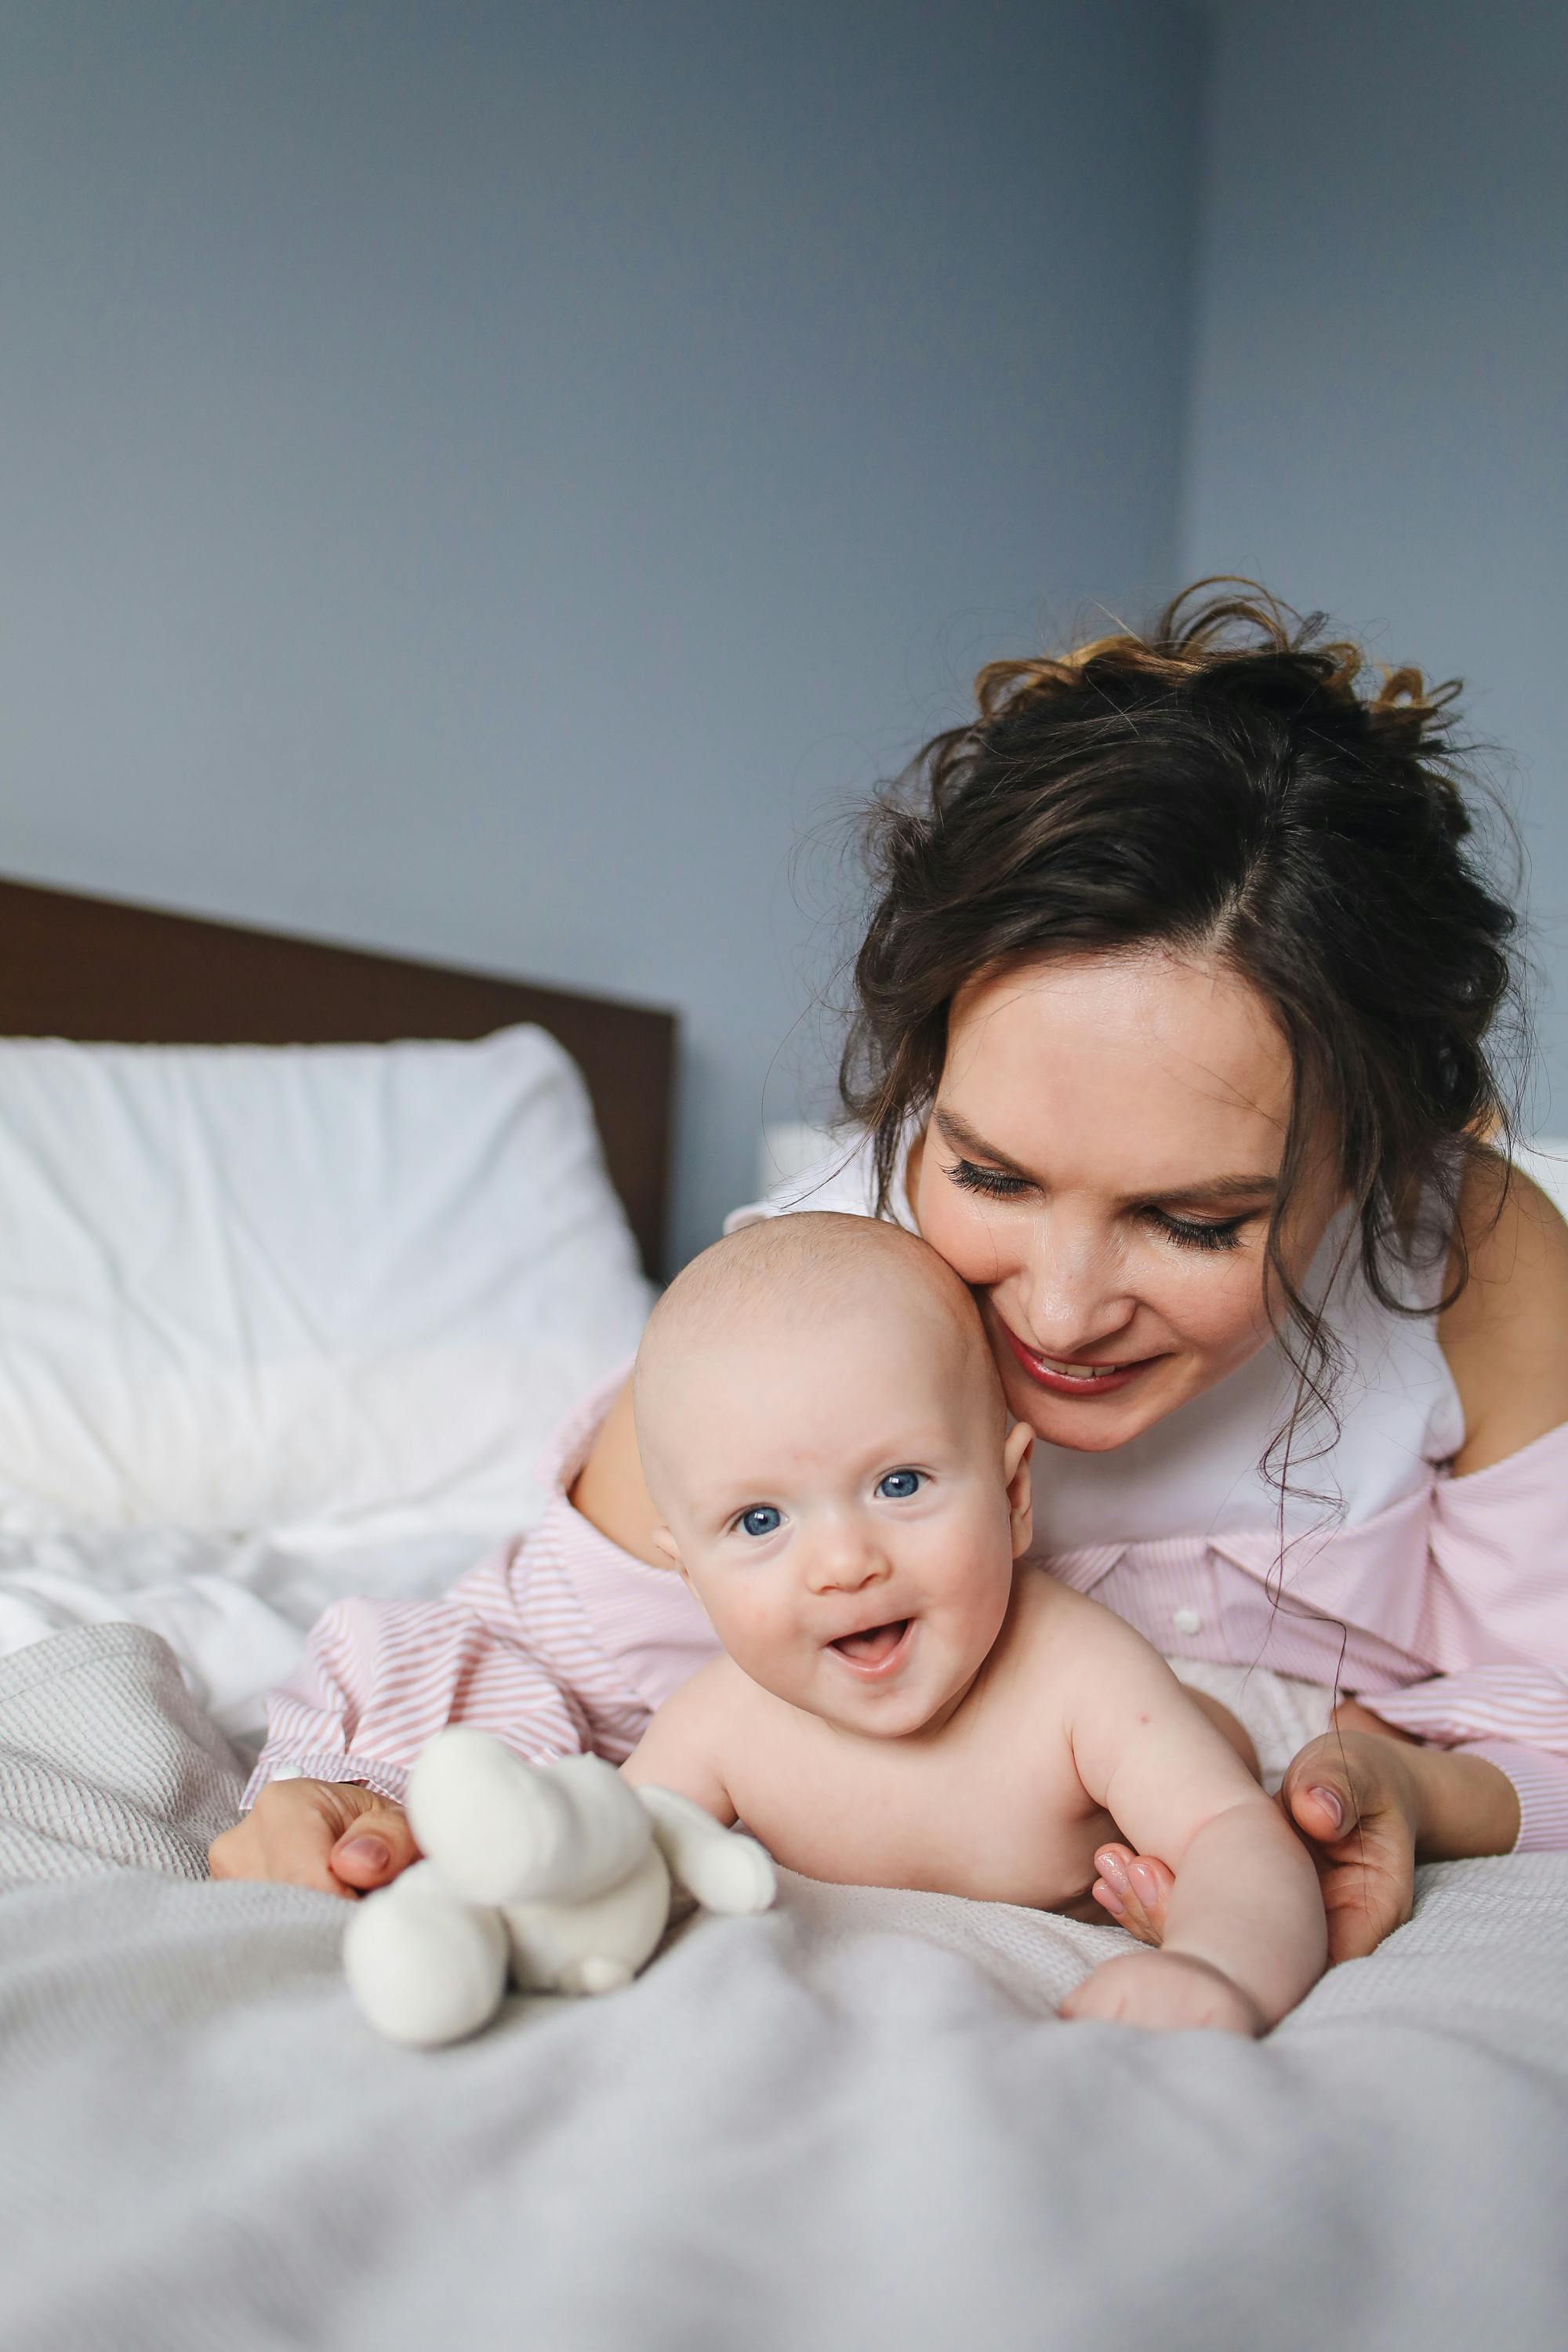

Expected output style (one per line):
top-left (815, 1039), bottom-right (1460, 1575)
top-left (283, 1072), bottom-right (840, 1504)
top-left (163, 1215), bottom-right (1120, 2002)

top-left (998, 1321), bottom-right (1158, 1399)
top-left (829, 1619), bottom-right (913, 1679)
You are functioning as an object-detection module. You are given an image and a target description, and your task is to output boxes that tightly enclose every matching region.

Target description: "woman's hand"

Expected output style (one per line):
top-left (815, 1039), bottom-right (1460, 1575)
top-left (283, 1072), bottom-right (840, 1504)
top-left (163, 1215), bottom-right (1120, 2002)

top-left (1094, 1709), bottom-right (1520, 1965)
top-left (1272, 1720), bottom-right (1425, 1962)
top-left (208, 1777), bottom-right (420, 1898)
top-left (1277, 1707), bottom-right (1519, 1959)
top-left (1094, 1730), bottom-right (1421, 1962)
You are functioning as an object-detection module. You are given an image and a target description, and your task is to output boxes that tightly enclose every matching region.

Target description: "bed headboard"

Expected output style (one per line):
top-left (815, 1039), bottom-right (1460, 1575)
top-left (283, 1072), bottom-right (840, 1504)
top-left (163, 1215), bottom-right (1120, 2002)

top-left (0, 876), bottom-right (677, 1277)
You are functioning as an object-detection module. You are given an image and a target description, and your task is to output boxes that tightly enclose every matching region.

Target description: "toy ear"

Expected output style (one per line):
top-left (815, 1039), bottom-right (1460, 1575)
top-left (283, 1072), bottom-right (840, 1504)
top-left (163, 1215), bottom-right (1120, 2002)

top-left (411, 1736), bottom-right (650, 1907)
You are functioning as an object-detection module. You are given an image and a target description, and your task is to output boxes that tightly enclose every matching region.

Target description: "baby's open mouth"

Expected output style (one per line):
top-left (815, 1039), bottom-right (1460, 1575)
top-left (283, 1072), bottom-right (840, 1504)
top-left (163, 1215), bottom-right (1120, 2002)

top-left (829, 1619), bottom-right (911, 1670)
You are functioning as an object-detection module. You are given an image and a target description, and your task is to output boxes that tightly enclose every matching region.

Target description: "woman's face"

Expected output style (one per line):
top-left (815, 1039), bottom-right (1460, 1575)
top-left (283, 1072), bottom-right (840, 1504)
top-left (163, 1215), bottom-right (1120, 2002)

top-left (909, 949), bottom-right (1343, 1454)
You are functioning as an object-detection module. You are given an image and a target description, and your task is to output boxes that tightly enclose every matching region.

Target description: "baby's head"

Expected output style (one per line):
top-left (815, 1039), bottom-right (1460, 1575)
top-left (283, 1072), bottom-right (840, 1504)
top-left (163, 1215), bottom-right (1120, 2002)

top-left (635, 1214), bottom-right (1033, 1738)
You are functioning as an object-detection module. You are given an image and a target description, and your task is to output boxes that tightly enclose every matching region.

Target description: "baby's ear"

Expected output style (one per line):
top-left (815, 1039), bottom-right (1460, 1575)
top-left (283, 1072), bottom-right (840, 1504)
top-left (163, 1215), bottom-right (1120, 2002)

top-left (1002, 1422), bottom-right (1034, 1559)
top-left (651, 1523), bottom-right (688, 1581)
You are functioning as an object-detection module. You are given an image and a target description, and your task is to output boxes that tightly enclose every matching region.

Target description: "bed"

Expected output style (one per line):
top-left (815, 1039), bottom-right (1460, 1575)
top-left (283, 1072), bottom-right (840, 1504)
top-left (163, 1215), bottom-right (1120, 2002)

top-left (0, 877), bottom-right (1564, 2352)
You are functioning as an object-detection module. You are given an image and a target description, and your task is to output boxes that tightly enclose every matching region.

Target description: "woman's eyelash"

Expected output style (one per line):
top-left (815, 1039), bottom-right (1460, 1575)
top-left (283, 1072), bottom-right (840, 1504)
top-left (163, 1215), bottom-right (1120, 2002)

top-left (949, 1159), bottom-right (1249, 1252)
top-left (1148, 1210), bottom-right (1247, 1253)
top-left (946, 1158), bottom-right (1031, 1200)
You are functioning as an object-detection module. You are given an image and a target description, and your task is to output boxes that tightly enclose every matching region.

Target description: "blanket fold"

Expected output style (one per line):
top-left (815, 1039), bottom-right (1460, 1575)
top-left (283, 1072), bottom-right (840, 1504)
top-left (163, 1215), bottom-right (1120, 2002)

top-left (0, 1621), bottom-right (245, 1884)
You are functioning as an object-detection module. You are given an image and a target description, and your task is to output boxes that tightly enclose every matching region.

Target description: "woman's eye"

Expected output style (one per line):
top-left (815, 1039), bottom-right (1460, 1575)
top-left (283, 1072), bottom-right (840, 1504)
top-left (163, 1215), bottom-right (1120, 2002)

top-left (946, 1158), bottom-right (1032, 1202)
top-left (739, 1505), bottom-right (782, 1538)
top-left (1148, 1209), bottom-right (1248, 1254)
top-left (877, 1470), bottom-right (923, 1500)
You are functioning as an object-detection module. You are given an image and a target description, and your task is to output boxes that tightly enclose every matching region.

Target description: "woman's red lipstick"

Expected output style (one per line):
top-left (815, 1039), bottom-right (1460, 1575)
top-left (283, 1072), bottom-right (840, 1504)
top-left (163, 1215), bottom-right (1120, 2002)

top-left (998, 1321), bottom-right (1156, 1398)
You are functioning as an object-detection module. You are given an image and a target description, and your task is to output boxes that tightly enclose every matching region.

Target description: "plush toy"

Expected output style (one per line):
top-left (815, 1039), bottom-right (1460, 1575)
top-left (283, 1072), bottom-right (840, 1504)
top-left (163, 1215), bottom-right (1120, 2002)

top-left (342, 1727), bottom-right (777, 2046)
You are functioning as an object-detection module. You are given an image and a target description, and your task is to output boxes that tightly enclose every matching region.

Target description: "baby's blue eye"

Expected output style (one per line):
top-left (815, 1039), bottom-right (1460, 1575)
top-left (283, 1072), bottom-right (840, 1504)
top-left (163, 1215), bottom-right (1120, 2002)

top-left (877, 1470), bottom-right (923, 1501)
top-left (739, 1505), bottom-right (782, 1538)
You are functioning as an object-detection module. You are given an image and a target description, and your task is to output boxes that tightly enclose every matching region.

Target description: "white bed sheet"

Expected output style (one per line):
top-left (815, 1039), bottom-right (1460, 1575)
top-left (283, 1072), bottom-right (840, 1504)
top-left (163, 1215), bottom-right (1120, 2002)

top-left (5, 1623), bottom-right (1567, 2352)
top-left (0, 1518), bottom-right (489, 1754)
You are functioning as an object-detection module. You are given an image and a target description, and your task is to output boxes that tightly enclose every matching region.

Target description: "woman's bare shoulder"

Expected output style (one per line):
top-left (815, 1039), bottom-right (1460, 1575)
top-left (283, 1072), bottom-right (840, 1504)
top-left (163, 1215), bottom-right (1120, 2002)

top-left (1439, 1156), bottom-right (1568, 1472)
top-left (566, 1374), bottom-right (673, 1570)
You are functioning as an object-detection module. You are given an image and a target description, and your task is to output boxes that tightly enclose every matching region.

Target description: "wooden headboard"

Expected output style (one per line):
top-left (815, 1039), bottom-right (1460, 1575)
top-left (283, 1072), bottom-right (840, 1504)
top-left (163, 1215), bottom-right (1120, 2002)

top-left (0, 877), bottom-right (677, 1277)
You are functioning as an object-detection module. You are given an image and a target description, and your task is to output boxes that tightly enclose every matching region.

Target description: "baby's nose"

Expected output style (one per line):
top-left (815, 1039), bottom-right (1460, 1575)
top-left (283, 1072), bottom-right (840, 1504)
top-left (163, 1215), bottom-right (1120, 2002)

top-left (805, 1526), bottom-right (889, 1594)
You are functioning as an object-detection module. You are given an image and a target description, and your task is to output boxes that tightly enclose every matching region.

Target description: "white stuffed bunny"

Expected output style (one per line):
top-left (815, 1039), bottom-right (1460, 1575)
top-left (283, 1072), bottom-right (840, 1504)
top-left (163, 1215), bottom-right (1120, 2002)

top-left (343, 1727), bottom-right (776, 2046)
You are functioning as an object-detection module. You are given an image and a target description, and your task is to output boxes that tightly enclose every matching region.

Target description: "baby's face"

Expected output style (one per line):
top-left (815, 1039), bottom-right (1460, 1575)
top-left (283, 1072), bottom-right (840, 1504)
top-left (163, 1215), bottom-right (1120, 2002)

top-left (646, 1294), bottom-right (1033, 1739)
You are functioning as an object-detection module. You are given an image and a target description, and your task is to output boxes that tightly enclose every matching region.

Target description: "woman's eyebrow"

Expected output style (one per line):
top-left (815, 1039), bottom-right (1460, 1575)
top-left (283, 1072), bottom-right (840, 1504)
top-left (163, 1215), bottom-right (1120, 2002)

top-left (931, 1107), bottom-right (1036, 1177)
top-left (1150, 1173), bottom-right (1279, 1207)
top-left (933, 1109), bottom-right (1277, 1206)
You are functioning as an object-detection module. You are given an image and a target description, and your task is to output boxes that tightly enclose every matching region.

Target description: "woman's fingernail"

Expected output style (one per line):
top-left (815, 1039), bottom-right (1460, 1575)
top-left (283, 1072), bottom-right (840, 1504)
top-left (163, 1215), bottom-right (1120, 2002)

top-left (1308, 1786), bottom-right (1345, 1831)
top-left (1096, 1850), bottom-right (1130, 1893)
top-left (337, 1835), bottom-right (390, 1870)
top-left (1127, 1859), bottom-right (1161, 1904)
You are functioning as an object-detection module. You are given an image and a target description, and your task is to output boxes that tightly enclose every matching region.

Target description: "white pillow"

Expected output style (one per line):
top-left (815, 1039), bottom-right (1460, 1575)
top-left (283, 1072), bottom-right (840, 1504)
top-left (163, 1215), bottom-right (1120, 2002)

top-left (0, 1026), bottom-right (652, 1539)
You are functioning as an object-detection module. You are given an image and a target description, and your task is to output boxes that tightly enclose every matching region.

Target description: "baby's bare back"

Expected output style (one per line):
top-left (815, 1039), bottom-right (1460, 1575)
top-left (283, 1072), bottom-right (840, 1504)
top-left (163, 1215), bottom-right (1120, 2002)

top-left (705, 1569), bottom-right (1122, 1911)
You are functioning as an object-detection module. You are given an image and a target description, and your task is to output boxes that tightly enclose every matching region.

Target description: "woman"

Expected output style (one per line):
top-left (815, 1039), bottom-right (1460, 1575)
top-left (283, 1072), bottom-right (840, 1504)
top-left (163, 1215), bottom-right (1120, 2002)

top-left (222, 586), bottom-right (1568, 1959)
top-left (575, 585), bottom-right (1568, 1958)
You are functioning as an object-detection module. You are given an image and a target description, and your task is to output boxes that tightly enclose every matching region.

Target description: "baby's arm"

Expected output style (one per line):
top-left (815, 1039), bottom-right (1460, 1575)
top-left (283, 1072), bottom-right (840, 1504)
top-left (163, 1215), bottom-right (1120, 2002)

top-left (1059, 1609), bottom-right (1327, 2034)
top-left (624, 1672), bottom-right (779, 1914)
top-left (620, 1659), bottom-right (742, 1825)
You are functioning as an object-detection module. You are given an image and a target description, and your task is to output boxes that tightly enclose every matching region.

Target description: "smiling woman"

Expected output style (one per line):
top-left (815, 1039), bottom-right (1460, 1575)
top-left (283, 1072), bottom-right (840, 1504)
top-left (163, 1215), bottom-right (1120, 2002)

top-left (234, 586), bottom-right (1568, 1967)
top-left (702, 585), bottom-right (1568, 1951)
top-left (843, 586), bottom-right (1523, 1459)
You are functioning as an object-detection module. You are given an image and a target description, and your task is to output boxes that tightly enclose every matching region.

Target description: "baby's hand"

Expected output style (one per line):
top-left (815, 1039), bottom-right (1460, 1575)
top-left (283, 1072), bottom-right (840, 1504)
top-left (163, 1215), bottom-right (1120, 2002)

top-left (1091, 1842), bottom-right (1174, 1945)
top-left (1059, 1949), bottom-right (1265, 2036)
top-left (208, 1777), bottom-right (419, 1898)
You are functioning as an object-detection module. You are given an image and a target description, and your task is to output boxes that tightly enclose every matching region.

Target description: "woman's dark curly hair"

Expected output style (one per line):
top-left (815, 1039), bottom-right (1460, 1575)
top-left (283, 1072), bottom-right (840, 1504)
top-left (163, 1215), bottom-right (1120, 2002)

top-left (841, 580), bottom-right (1523, 1478)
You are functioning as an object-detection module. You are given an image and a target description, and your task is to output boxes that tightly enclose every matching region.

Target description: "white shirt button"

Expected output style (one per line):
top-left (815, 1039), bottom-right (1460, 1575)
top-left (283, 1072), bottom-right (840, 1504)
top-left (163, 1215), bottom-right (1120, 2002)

top-left (1171, 1606), bottom-right (1202, 1635)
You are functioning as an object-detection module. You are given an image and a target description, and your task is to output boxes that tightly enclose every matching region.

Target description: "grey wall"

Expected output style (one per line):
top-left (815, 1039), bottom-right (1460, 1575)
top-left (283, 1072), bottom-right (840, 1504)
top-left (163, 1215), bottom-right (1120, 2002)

top-left (1183, 0), bottom-right (1568, 1122)
top-left (0, 0), bottom-right (1205, 1265)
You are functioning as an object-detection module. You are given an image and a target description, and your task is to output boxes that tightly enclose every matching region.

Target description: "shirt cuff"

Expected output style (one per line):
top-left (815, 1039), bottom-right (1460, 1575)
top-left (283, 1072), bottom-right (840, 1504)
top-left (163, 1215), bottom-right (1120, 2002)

top-left (1457, 1740), bottom-right (1568, 1854)
top-left (241, 1749), bottom-right (411, 1813)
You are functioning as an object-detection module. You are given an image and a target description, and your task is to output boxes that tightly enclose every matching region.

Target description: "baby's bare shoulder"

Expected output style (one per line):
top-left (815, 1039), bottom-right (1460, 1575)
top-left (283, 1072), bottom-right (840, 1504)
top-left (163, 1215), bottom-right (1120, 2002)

top-left (624, 1656), bottom-right (759, 1813)
top-left (1011, 1566), bottom-right (1156, 1667)
top-left (662, 1653), bottom-right (758, 1727)
top-left (999, 1573), bottom-right (1178, 1734)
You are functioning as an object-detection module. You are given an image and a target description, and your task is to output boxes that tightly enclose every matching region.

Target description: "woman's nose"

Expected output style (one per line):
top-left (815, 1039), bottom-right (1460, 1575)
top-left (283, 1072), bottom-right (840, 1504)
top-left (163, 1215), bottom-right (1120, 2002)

top-left (1014, 1221), bottom-right (1134, 1353)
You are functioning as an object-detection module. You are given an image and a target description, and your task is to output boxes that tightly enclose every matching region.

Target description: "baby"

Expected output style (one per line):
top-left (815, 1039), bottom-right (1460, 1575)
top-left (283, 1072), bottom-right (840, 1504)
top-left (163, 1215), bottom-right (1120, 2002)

top-left (622, 1212), bottom-right (1327, 2034)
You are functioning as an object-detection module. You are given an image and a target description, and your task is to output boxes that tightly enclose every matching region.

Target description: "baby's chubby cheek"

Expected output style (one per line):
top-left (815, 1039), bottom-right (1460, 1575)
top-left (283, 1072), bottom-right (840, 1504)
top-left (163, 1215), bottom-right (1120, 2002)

top-left (946, 1580), bottom-right (1012, 1671)
top-left (690, 1575), bottom-right (804, 1690)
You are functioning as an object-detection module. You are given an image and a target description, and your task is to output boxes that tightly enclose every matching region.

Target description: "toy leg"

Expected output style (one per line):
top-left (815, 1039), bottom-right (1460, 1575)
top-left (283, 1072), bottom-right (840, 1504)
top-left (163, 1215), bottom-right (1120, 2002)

top-left (503, 1842), bottom-right (673, 1994)
top-left (557, 1956), bottom-right (634, 1995)
top-left (637, 1786), bottom-right (777, 1914)
top-left (343, 1861), bottom-right (509, 2048)
top-left (409, 1730), bottom-right (653, 1908)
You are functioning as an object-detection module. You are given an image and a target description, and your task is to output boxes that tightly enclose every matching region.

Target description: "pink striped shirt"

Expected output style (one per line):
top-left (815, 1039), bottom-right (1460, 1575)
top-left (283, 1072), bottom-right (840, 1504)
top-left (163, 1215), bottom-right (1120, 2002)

top-left (247, 1367), bottom-right (719, 1809)
top-left (1044, 1421), bottom-right (1568, 1848)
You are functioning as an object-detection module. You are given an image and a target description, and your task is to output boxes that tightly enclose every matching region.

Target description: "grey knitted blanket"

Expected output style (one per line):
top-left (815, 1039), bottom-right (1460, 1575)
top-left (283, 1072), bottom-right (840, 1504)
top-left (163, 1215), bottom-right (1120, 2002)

top-left (2, 1621), bottom-right (1566, 2352)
